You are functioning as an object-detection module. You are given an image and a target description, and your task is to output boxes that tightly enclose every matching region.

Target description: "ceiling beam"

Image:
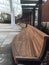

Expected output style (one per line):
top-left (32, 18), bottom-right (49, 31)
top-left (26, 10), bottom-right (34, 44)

top-left (23, 8), bottom-right (33, 10)
top-left (21, 0), bottom-right (38, 4)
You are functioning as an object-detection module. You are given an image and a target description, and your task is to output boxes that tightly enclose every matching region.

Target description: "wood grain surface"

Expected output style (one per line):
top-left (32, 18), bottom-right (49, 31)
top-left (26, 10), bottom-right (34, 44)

top-left (12, 24), bottom-right (49, 62)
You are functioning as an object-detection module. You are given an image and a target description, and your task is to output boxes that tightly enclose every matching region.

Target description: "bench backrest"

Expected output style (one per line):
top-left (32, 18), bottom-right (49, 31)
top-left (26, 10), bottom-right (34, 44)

top-left (27, 25), bottom-right (49, 59)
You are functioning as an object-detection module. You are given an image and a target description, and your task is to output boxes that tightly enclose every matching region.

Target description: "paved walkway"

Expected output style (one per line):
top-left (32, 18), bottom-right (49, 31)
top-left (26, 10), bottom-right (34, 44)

top-left (0, 24), bottom-right (22, 65)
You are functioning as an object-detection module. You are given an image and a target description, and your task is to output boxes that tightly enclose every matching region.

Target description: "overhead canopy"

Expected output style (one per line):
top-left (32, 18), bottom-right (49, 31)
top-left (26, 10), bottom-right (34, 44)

top-left (21, 0), bottom-right (47, 4)
top-left (21, 0), bottom-right (38, 14)
top-left (21, 0), bottom-right (47, 16)
top-left (0, 0), bottom-right (22, 16)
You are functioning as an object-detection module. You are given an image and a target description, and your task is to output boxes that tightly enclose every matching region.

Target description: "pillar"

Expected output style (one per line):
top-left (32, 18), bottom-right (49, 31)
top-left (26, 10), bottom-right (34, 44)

top-left (31, 11), bottom-right (33, 26)
top-left (10, 0), bottom-right (15, 28)
top-left (30, 12), bottom-right (31, 25)
top-left (38, 0), bottom-right (42, 28)
top-left (33, 8), bottom-right (35, 26)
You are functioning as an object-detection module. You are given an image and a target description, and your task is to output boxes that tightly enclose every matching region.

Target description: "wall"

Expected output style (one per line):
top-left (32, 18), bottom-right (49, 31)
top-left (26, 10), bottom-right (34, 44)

top-left (42, 0), bottom-right (49, 22)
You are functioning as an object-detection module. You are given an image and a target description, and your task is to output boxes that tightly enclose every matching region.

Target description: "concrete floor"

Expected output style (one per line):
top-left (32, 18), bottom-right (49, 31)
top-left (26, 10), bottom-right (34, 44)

top-left (0, 24), bottom-right (22, 65)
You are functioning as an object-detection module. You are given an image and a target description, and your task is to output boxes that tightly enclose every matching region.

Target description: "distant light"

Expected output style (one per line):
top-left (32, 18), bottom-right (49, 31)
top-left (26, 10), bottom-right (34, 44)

top-left (44, 0), bottom-right (47, 2)
top-left (21, 4), bottom-right (36, 6)
top-left (36, 8), bottom-right (38, 9)
top-left (43, 0), bottom-right (47, 2)
top-left (23, 8), bottom-right (33, 9)
top-left (0, 12), bottom-right (1, 14)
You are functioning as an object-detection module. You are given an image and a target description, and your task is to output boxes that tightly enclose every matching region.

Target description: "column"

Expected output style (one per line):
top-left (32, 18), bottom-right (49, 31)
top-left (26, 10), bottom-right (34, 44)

top-left (30, 12), bottom-right (31, 25)
top-left (38, 0), bottom-right (42, 28)
top-left (25, 13), bottom-right (27, 27)
top-left (31, 11), bottom-right (33, 26)
top-left (33, 8), bottom-right (35, 26)
top-left (10, 0), bottom-right (15, 28)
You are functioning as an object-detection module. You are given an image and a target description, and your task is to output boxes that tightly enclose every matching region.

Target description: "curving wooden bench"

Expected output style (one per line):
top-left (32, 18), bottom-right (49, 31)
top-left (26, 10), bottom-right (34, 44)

top-left (12, 25), bottom-right (49, 64)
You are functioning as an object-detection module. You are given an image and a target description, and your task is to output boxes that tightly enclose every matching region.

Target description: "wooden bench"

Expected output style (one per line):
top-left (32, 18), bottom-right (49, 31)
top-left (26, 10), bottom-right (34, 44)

top-left (12, 24), bottom-right (49, 64)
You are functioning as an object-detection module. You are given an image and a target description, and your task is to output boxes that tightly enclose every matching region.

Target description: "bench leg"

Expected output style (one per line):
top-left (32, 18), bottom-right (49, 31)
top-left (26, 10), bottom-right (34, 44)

top-left (14, 59), bottom-right (18, 65)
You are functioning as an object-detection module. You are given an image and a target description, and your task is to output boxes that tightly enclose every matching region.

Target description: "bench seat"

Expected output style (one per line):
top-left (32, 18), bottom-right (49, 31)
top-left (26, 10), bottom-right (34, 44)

top-left (12, 24), bottom-right (49, 64)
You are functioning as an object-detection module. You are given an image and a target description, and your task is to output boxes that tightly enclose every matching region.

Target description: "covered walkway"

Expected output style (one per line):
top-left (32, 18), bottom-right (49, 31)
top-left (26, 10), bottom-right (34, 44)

top-left (0, 0), bottom-right (49, 65)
